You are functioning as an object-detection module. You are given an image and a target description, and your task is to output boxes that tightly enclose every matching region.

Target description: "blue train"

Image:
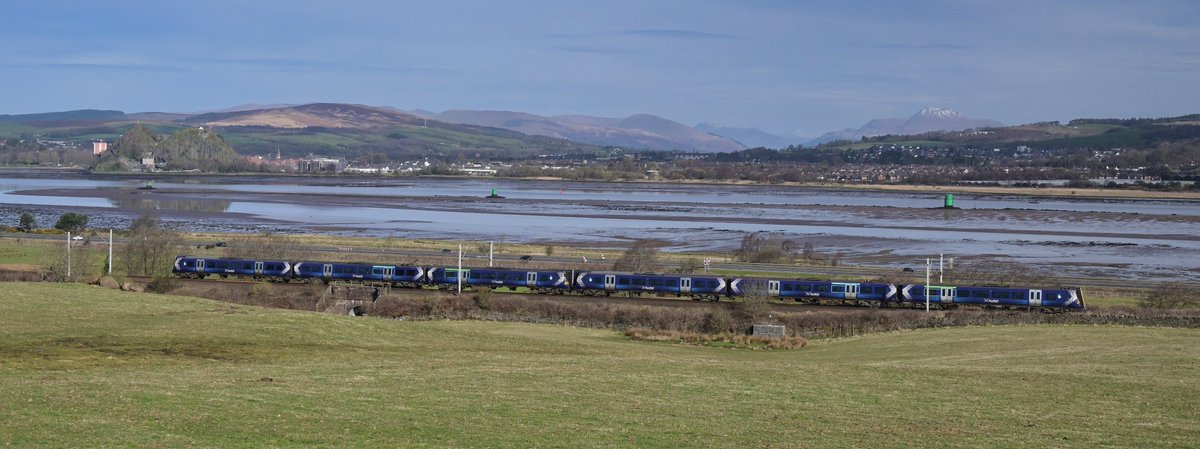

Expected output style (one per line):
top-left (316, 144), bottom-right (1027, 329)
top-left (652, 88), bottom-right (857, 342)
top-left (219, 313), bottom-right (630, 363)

top-left (428, 267), bottom-right (568, 293)
top-left (574, 272), bottom-right (727, 300)
top-left (172, 255), bottom-right (1085, 310)
top-left (900, 284), bottom-right (1082, 309)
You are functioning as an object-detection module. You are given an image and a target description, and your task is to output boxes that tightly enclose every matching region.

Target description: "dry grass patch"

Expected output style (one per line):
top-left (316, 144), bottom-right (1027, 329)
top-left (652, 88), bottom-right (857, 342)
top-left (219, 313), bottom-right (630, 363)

top-left (625, 327), bottom-right (808, 349)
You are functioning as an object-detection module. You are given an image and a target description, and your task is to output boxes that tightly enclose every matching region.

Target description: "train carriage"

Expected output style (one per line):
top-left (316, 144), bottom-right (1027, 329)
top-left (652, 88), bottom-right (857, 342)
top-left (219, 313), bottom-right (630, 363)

top-left (730, 278), bottom-right (897, 305)
top-left (292, 261), bottom-right (425, 287)
top-left (901, 284), bottom-right (1084, 309)
top-left (574, 272), bottom-right (727, 300)
top-left (427, 267), bottom-right (570, 293)
top-left (173, 256), bottom-right (290, 280)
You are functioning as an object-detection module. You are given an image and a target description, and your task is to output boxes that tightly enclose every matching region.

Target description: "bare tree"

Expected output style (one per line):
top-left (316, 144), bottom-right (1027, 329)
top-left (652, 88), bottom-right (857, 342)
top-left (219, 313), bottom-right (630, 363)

top-left (733, 280), bottom-right (773, 325)
top-left (1140, 282), bottom-right (1197, 309)
top-left (121, 214), bottom-right (184, 277)
top-left (612, 240), bottom-right (660, 272)
top-left (735, 232), bottom-right (787, 263)
top-left (677, 257), bottom-right (703, 273)
top-left (40, 242), bottom-right (96, 282)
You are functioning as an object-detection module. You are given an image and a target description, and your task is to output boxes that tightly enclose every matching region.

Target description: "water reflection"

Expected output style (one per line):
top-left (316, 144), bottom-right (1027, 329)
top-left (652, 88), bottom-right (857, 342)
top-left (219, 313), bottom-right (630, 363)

top-left (107, 197), bottom-right (232, 212)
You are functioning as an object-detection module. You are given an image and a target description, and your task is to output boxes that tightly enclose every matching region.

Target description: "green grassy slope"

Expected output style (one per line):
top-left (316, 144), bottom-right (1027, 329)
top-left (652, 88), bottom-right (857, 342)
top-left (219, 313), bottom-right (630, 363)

top-left (1, 283), bottom-right (1196, 448)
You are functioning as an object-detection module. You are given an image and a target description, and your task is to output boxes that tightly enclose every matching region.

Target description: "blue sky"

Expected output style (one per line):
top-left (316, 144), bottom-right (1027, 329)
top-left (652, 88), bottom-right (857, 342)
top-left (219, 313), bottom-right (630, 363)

top-left (2, 0), bottom-right (1198, 137)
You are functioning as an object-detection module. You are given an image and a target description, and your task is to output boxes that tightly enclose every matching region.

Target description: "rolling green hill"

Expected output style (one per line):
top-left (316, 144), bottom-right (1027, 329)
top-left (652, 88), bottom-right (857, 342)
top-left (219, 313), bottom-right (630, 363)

top-left (818, 114), bottom-right (1200, 150)
top-left (0, 104), bottom-right (602, 162)
top-left (1, 283), bottom-right (1197, 448)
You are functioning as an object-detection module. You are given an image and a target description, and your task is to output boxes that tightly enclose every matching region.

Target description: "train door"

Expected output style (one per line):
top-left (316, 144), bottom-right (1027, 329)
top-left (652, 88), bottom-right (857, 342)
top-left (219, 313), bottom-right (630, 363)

top-left (932, 286), bottom-right (956, 303)
top-left (527, 272), bottom-right (538, 287)
top-left (680, 278), bottom-right (691, 293)
top-left (604, 274), bottom-right (616, 291)
top-left (254, 261), bottom-right (264, 275)
top-left (768, 280), bottom-right (780, 296)
top-left (196, 259), bottom-right (206, 273)
top-left (382, 267), bottom-right (395, 281)
top-left (1029, 289), bottom-right (1043, 307)
top-left (845, 284), bottom-right (860, 300)
top-left (322, 264), bottom-right (333, 279)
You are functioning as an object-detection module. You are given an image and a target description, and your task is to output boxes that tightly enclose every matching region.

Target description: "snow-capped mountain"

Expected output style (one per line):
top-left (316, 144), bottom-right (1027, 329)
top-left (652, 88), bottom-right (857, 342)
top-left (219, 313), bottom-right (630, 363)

top-left (808, 108), bottom-right (1004, 145)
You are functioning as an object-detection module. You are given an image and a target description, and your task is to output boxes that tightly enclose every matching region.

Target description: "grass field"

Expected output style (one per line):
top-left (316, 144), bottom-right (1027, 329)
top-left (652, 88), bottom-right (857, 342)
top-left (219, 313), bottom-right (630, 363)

top-left (1, 283), bottom-right (1196, 448)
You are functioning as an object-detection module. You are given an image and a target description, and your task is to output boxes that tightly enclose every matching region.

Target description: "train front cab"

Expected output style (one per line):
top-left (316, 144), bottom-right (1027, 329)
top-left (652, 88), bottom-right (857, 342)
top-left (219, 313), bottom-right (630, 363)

top-left (173, 256), bottom-right (289, 280)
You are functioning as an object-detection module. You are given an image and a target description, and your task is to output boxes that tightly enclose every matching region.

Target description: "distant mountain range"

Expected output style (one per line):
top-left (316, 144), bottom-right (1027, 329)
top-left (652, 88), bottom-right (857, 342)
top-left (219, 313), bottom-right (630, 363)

top-left (417, 110), bottom-right (747, 153)
top-left (9, 104), bottom-right (1194, 162)
top-left (808, 108), bottom-right (1005, 146)
top-left (185, 103), bottom-right (427, 129)
top-left (694, 123), bottom-right (800, 149)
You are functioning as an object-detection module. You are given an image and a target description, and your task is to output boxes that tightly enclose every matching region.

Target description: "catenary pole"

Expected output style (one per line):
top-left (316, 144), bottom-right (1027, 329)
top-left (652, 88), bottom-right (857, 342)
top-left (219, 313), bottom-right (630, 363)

top-left (457, 244), bottom-right (463, 295)
top-left (108, 229), bottom-right (113, 275)
top-left (925, 257), bottom-right (931, 312)
top-left (67, 232), bottom-right (72, 279)
top-left (489, 241), bottom-right (493, 267)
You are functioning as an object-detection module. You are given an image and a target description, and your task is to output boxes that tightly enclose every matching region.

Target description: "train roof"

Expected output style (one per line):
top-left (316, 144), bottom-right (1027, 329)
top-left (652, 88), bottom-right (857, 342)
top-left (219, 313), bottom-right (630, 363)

top-left (578, 271), bottom-right (724, 278)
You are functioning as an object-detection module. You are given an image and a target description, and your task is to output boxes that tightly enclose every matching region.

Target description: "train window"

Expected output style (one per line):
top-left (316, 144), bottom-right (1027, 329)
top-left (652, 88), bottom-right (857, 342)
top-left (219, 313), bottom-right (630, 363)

top-left (618, 278), bottom-right (629, 285)
top-left (832, 285), bottom-right (845, 293)
top-left (973, 290), bottom-right (989, 298)
top-left (816, 285), bottom-right (829, 292)
top-left (633, 279), bottom-right (645, 286)
top-left (993, 292), bottom-right (1009, 299)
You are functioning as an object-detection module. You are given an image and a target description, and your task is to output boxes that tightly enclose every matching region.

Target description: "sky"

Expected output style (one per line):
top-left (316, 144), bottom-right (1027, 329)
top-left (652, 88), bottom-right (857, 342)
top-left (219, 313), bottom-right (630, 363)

top-left (2, 0), bottom-right (1198, 137)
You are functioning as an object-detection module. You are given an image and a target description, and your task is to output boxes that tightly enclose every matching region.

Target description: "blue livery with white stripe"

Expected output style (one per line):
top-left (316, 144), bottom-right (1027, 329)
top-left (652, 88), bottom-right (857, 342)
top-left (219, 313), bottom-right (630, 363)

top-left (173, 256), bottom-right (291, 279)
top-left (730, 278), bottom-right (898, 305)
top-left (292, 261), bottom-right (425, 286)
top-left (573, 271), bottom-right (727, 300)
top-left (427, 267), bottom-right (569, 292)
top-left (901, 284), bottom-right (1084, 309)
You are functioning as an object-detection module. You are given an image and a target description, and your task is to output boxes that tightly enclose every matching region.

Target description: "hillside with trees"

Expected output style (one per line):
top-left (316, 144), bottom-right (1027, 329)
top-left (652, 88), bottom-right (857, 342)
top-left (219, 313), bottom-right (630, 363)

top-left (91, 125), bottom-right (245, 172)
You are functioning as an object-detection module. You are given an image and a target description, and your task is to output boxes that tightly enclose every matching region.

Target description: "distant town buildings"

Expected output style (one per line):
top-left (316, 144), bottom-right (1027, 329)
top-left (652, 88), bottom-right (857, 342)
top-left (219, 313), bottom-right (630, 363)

top-left (297, 157), bottom-right (346, 173)
top-left (92, 141), bottom-right (108, 155)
